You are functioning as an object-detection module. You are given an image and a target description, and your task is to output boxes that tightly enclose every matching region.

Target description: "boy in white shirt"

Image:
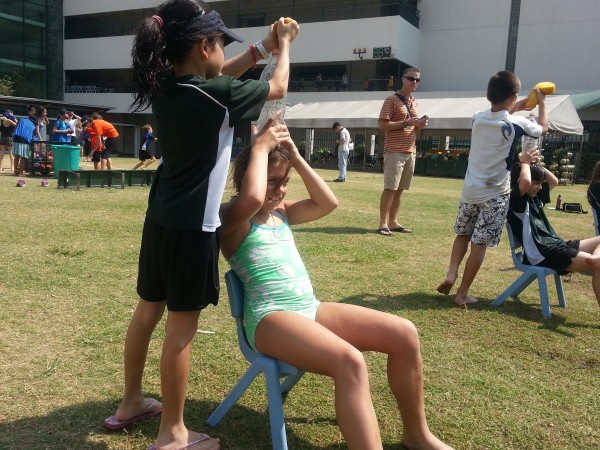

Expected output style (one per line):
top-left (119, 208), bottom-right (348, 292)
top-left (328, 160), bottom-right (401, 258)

top-left (437, 71), bottom-right (547, 306)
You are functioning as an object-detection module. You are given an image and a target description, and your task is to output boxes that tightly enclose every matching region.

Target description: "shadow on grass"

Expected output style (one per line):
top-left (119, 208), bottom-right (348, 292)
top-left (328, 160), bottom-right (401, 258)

top-left (341, 291), bottom-right (600, 337)
top-left (0, 396), bottom-right (356, 450)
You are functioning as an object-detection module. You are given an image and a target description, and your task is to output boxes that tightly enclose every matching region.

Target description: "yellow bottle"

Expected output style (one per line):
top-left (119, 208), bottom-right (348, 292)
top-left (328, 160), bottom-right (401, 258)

top-left (525, 82), bottom-right (556, 109)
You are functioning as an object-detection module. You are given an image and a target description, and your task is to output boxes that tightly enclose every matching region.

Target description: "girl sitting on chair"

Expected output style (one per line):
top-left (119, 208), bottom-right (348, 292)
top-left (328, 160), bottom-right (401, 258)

top-left (220, 119), bottom-right (453, 450)
top-left (508, 161), bottom-right (600, 308)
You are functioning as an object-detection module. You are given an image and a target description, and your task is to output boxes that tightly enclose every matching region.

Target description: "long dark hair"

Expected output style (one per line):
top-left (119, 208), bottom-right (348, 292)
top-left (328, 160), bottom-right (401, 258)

top-left (130, 0), bottom-right (219, 112)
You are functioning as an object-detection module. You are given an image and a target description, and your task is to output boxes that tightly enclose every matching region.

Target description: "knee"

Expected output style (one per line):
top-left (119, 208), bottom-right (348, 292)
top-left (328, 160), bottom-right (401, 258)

top-left (333, 346), bottom-right (369, 382)
top-left (393, 319), bottom-right (421, 356)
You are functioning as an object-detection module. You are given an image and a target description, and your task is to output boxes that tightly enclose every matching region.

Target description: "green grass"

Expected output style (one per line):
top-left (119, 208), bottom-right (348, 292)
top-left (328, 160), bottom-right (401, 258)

top-left (0, 159), bottom-right (599, 449)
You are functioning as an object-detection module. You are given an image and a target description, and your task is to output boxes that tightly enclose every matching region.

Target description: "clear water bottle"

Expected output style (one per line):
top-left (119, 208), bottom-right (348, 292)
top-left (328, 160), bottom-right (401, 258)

top-left (255, 51), bottom-right (286, 130)
top-left (522, 112), bottom-right (538, 155)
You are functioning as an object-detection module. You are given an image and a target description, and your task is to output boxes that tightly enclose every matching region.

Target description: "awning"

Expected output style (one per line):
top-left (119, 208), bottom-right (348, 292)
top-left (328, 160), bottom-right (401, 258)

top-left (285, 94), bottom-right (583, 135)
top-left (570, 89), bottom-right (600, 110)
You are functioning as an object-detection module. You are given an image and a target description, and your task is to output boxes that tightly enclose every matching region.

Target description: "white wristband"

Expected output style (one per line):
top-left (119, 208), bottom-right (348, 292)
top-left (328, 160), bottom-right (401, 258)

top-left (254, 40), bottom-right (270, 60)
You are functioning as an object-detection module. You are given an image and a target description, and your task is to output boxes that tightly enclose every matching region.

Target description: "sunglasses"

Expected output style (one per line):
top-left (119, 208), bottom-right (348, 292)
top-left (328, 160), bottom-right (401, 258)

top-left (404, 76), bottom-right (421, 83)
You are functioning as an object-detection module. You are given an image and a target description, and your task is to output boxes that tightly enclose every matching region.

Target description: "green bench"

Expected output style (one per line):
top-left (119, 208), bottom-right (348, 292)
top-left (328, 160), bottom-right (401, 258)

top-left (57, 170), bottom-right (156, 190)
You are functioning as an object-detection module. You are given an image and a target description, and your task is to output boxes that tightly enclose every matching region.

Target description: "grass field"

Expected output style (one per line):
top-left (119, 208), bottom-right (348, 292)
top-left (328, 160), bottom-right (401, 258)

top-left (0, 158), bottom-right (598, 450)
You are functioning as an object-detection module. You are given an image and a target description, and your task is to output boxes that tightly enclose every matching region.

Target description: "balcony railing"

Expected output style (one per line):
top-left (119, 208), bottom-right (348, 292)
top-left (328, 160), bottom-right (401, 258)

top-left (64, 1), bottom-right (419, 40)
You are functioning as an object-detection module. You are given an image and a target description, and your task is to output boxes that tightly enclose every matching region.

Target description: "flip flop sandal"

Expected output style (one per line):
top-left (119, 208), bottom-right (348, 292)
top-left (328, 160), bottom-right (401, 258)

top-left (390, 226), bottom-right (412, 233)
top-left (376, 228), bottom-right (393, 236)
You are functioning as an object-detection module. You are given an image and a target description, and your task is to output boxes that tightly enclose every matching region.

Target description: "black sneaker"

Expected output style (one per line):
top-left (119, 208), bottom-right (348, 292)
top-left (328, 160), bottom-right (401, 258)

top-left (333, 178), bottom-right (345, 182)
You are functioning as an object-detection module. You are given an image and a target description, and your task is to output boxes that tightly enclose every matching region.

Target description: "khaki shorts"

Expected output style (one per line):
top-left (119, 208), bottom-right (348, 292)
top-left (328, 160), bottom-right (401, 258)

top-left (383, 152), bottom-right (415, 190)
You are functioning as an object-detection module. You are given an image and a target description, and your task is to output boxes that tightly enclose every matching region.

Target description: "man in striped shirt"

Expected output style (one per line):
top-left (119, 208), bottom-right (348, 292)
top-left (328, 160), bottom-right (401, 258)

top-left (377, 67), bottom-right (428, 236)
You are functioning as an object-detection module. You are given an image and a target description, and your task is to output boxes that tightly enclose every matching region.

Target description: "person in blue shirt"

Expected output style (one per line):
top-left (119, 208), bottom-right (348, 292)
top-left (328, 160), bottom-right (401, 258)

top-left (132, 124), bottom-right (158, 170)
top-left (51, 109), bottom-right (72, 143)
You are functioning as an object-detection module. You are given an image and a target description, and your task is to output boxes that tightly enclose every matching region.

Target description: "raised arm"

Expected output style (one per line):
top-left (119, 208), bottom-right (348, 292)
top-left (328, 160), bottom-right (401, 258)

top-left (221, 122), bottom-right (290, 233)
top-left (517, 149), bottom-right (540, 196)
top-left (511, 89), bottom-right (548, 134)
top-left (266, 18), bottom-right (299, 101)
top-left (281, 138), bottom-right (339, 226)
top-left (222, 18), bottom-right (299, 91)
top-left (543, 166), bottom-right (559, 190)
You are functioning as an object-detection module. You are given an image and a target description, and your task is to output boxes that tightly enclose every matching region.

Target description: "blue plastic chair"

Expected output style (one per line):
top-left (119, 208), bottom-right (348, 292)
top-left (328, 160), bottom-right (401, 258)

top-left (492, 223), bottom-right (566, 318)
top-left (207, 271), bottom-right (304, 450)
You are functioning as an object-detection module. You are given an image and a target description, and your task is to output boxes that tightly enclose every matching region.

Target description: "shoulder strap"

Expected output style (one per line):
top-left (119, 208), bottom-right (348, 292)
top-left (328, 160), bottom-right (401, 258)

top-left (394, 92), bottom-right (415, 118)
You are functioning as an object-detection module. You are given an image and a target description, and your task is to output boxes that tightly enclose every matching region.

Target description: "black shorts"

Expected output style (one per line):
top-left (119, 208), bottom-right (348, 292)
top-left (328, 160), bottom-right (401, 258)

top-left (138, 149), bottom-right (154, 161)
top-left (137, 219), bottom-right (220, 311)
top-left (83, 141), bottom-right (91, 156)
top-left (91, 151), bottom-right (101, 162)
top-left (527, 240), bottom-right (581, 275)
top-left (103, 137), bottom-right (117, 159)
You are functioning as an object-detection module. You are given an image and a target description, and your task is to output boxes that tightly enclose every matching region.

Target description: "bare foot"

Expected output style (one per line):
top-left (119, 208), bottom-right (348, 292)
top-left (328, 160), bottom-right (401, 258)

top-left (454, 294), bottom-right (478, 307)
top-left (402, 431), bottom-right (455, 450)
top-left (114, 397), bottom-right (162, 421)
top-left (436, 280), bottom-right (454, 295)
top-left (152, 432), bottom-right (220, 450)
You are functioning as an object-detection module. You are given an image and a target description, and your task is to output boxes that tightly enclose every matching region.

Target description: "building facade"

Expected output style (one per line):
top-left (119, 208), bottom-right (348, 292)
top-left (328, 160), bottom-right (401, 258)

top-left (3, 0), bottom-right (595, 160)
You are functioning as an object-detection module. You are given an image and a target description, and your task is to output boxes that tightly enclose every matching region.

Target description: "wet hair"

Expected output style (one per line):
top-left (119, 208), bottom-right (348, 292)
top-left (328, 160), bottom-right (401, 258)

top-left (487, 71), bottom-right (521, 104)
top-left (130, 0), bottom-right (222, 112)
top-left (231, 145), bottom-right (291, 195)
top-left (511, 162), bottom-right (546, 190)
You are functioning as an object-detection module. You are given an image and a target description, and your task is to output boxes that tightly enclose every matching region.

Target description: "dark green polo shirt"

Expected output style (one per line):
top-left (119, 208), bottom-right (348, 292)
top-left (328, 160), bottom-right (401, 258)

top-left (147, 75), bottom-right (269, 231)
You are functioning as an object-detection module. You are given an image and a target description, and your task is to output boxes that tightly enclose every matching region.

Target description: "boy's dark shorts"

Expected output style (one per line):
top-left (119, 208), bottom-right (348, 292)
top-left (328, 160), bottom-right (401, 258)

top-left (138, 149), bottom-right (154, 161)
top-left (137, 219), bottom-right (220, 311)
top-left (527, 240), bottom-right (580, 275)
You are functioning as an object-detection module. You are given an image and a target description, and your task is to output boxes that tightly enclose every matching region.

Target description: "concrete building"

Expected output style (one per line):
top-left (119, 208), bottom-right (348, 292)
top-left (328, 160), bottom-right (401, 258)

top-left (2, 1), bottom-right (598, 164)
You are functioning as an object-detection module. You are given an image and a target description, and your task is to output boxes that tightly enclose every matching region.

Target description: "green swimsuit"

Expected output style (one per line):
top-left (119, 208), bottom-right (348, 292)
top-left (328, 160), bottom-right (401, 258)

top-left (228, 214), bottom-right (320, 349)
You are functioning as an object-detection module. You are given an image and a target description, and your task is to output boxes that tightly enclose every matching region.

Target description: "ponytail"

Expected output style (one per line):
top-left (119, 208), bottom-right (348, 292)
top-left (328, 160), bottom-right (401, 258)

top-left (130, 16), bottom-right (169, 112)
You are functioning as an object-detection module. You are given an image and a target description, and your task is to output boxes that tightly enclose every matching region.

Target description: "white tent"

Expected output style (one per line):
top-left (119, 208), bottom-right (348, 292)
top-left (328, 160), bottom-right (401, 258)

top-left (285, 94), bottom-right (583, 136)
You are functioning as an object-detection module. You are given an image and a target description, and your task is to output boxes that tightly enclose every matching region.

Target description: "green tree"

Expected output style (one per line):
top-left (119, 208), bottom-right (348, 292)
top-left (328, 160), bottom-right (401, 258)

top-left (0, 74), bottom-right (15, 96)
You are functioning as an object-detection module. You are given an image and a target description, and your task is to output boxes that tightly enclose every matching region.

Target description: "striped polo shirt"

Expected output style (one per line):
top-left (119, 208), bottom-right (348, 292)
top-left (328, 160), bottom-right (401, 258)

top-left (379, 92), bottom-right (419, 153)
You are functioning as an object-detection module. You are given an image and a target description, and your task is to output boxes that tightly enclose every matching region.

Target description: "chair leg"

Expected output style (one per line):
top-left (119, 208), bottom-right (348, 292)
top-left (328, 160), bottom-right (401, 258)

top-left (264, 365), bottom-right (289, 450)
top-left (280, 371), bottom-right (304, 398)
top-left (537, 274), bottom-right (552, 319)
top-left (554, 274), bottom-right (567, 308)
top-left (492, 272), bottom-right (536, 306)
top-left (206, 364), bottom-right (262, 427)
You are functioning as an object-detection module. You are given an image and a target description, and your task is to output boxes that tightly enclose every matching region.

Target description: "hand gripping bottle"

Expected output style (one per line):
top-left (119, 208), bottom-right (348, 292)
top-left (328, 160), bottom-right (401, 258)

top-left (255, 50), bottom-right (286, 130)
top-left (522, 112), bottom-right (538, 155)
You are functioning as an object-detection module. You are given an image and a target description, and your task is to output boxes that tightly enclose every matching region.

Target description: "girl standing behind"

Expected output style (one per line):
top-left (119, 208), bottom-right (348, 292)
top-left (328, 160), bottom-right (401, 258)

top-left (220, 123), bottom-right (454, 450)
top-left (103, 2), bottom-right (298, 450)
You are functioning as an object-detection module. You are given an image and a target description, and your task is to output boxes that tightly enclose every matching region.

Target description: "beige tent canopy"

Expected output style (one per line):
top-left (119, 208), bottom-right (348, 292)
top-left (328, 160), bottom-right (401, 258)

top-left (285, 94), bottom-right (583, 136)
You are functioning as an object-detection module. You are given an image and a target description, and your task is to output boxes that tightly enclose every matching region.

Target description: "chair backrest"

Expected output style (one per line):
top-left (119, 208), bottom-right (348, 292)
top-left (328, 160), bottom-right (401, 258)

top-left (225, 270), bottom-right (261, 363)
top-left (505, 223), bottom-right (525, 268)
top-left (593, 208), bottom-right (600, 236)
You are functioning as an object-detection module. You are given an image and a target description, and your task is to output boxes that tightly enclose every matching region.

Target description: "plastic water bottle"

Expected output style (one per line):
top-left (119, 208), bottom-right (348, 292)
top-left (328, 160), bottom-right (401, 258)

top-left (522, 112), bottom-right (538, 155)
top-left (255, 51), bottom-right (286, 130)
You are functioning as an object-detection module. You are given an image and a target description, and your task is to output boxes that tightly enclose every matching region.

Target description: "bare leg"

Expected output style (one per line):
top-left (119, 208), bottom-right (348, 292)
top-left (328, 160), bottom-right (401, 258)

top-left (154, 310), bottom-right (219, 450)
top-left (106, 158), bottom-right (112, 170)
top-left (388, 188), bottom-right (405, 228)
top-left (257, 311), bottom-right (381, 450)
top-left (379, 188), bottom-right (396, 229)
top-left (133, 161), bottom-right (144, 170)
top-left (437, 234), bottom-right (471, 295)
top-left (566, 236), bottom-right (600, 308)
top-left (114, 299), bottom-right (165, 419)
top-left (0, 146), bottom-right (6, 171)
top-left (317, 303), bottom-right (453, 450)
top-left (454, 242), bottom-right (487, 306)
top-left (143, 158), bottom-right (157, 169)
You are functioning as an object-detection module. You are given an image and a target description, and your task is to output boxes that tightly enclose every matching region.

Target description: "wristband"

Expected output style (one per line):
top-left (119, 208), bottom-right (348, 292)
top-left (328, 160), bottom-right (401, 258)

top-left (249, 45), bottom-right (257, 69)
top-left (254, 40), bottom-right (270, 60)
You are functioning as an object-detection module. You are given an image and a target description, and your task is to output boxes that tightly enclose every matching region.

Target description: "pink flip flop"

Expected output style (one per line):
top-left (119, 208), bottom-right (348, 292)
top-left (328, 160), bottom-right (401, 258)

top-left (147, 434), bottom-right (218, 450)
top-left (104, 400), bottom-right (162, 430)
